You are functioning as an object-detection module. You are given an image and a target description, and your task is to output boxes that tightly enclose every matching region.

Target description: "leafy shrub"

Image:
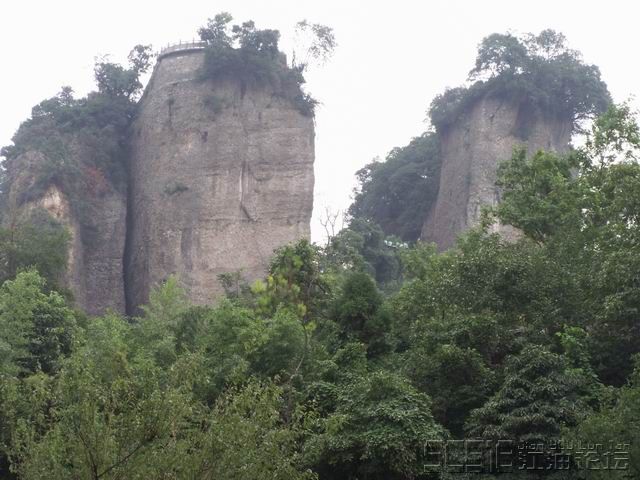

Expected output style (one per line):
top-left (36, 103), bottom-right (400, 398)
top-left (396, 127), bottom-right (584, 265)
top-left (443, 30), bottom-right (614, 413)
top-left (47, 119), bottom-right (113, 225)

top-left (163, 181), bottom-right (188, 195)
top-left (323, 218), bottom-right (403, 287)
top-left (0, 209), bottom-right (69, 291)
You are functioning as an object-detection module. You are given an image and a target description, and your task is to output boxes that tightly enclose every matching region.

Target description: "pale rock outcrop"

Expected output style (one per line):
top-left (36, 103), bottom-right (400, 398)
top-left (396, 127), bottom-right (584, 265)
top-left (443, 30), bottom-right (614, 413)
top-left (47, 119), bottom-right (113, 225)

top-left (422, 96), bottom-right (573, 249)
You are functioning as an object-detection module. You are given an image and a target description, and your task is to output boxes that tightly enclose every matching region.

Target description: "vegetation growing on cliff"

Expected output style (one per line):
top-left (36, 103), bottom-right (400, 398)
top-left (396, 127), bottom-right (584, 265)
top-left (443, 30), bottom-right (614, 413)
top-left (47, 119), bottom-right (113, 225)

top-left (429, 29), bottom-right (611, 131)
top-left (1, 105), bottom-right (639, 479)
top-left (0, 46), bottom-right (153, 232)
top-left (0, 22), bottom-right (637, 479)
top-left (349, 132), bottom-right (441, 243)
top-left (197, 13), bottom-right (335, 116)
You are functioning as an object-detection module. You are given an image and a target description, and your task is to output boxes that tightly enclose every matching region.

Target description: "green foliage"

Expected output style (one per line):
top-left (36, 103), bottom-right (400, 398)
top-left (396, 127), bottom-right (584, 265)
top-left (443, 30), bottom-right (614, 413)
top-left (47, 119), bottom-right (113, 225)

top-left (0, 271), bottom-right (77, 473)
top-left (0, 209), bottom-right (69, 290)
top-left (189, 381), bottom-right (317, 480)
top-left (1, 87), bottom-right (130, 201)
top-left (309, 370), bottom-right (445, 479)
top-left (583, 102), bottom-right (640, 165)
top-left (394, 232), bottom-right (575, 342)
top-left (495, 147), bottom-right (580, 243)
top-left (93, 44), bottom-right (153, 100)
top-left (254, 240), bottom-right (328, 319)
top-left (9, 314), bottom-right (193, 479)
top-left (349, 132), bottom-right (441, 242)
top-left (1, 46), bottom-right (153, 237)
top-left (404, 342), bottom-right (494, 437)
top-left (349, 29), bottom-right (608, 249)
top-left (564, 357), bottom-right (640, 478)
top-left (0, 36), bottom-right (637, 477)
top-left (324, 218), bottom-right (403, 288)
top-left (332, 271), bottom-right (392, 356)
top-left (429, 29), bottom-right (611, 132)
top-left (93, 63), bottom-right (139, 99)
top-left (198, 13), bottom-right (331, 117)
top-left (217, 270), bottom-right (251, 301)
top-left (198, 302), bottom-right (306, 394)
top-left (198, 12), bottom-right (233, 47)
top-left (465, 346), bottom-right (594, 442)
top-left (1, 284), bottom-right (315, 479)
top-left (135, 276), bottom-right (189, 367)
top-left (0, 270), bottom-right (76, 378)
top-left (493, 103), bottom-right (640, 385)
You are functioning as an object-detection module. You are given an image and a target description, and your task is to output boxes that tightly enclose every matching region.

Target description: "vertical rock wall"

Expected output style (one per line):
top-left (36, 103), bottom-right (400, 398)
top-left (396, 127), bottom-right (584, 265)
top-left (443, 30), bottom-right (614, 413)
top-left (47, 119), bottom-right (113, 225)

top-left (126, 49), bottom-right (315, 312)
top-left (5, 149), bottom-right (127, 316)
top-left (421, 96), bottom-right (573, 249)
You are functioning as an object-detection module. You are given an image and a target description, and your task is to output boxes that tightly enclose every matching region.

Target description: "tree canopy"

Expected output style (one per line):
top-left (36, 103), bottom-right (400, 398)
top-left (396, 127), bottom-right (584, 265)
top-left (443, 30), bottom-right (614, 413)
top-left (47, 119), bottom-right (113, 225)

top-left (429, 29), bottom-right (611, 131)
top-left (197, 13), bottom-right (334, 117)
top-left (1, 105), bottom-right (640, 477)
top-left (349, 132), bottom-right (441, 243)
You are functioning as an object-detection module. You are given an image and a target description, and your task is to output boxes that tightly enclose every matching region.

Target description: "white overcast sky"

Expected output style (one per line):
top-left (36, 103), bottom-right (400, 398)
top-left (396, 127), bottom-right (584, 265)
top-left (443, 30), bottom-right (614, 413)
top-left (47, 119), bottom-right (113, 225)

top-left (1, 0), bottom-right (639, 242)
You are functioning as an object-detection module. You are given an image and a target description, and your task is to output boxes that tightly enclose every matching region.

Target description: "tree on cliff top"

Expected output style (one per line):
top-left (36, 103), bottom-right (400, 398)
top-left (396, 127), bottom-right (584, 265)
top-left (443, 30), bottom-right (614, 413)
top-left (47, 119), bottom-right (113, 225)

top-left (93, 44), bottom-right (154, 100)
top-left (198, 13), bottom-right (335, 116)
top-left (348, 30), bottom-right (609, 243)
top-left (429, 29), bottom-right (611, 131)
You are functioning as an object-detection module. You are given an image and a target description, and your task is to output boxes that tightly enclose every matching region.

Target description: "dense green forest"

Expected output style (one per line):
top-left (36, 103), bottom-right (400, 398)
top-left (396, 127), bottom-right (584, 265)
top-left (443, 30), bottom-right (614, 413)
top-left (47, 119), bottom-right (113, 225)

top-left (1, 23), bottom-right (639, 480)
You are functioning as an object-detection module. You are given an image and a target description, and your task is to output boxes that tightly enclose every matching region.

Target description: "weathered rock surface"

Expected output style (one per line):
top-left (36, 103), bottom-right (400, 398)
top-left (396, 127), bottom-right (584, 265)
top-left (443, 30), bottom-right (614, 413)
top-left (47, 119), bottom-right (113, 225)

top-left (126, 49), bottom-right (315, 312)
top-left (421, 95), bottom-right (573, 249)
top-left (5, 148), bottom-right (127, 315)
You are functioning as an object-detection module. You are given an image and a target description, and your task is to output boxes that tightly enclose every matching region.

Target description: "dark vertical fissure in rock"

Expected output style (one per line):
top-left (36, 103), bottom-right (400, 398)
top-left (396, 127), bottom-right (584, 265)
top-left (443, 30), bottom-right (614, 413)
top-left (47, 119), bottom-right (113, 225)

top-left (123, 139), bottom-right (137, 316)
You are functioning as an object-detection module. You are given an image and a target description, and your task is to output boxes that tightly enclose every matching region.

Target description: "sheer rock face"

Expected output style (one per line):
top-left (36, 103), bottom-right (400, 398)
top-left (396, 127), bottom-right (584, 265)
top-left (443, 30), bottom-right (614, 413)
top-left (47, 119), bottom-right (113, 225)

top-left (126, 50), bottom-right (315, 312)
top-left (6, 149), bottom-right (127, 316)
top-left (421, 96), bottom-right (573, 250)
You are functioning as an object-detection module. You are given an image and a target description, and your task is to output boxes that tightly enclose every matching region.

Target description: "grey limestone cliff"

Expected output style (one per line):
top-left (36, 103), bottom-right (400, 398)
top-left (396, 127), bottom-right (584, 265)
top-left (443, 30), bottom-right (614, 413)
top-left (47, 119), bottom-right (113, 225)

top-left (125, 48), bottom-right (315, 312)
top-left (421, 96), bottom-right (573, 249)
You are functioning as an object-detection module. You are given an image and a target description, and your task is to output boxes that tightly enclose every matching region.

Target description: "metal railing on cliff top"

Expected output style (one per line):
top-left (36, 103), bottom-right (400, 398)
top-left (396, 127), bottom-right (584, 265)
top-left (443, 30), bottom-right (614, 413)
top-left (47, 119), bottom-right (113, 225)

top-left (158, 40), bottom-right (207, 59)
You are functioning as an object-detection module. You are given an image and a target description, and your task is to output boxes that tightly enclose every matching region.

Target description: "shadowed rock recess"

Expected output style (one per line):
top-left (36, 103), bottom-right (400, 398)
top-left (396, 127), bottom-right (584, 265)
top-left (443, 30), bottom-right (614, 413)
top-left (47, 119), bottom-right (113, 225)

top-left (421, 95), bottom-right (573, 250)
top-left (125, 48), bottom-right (315, 313)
